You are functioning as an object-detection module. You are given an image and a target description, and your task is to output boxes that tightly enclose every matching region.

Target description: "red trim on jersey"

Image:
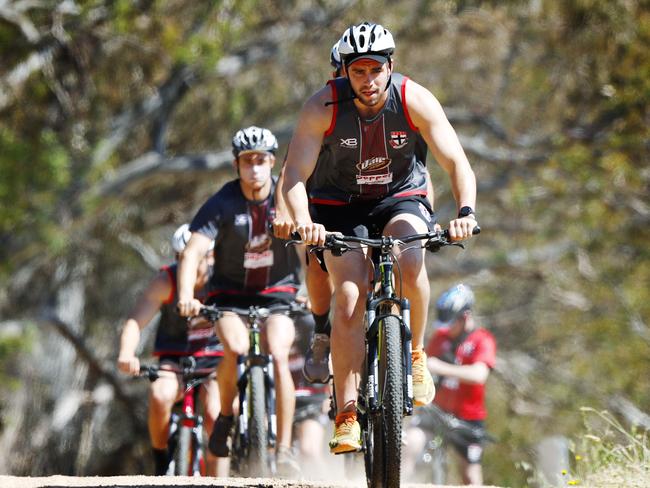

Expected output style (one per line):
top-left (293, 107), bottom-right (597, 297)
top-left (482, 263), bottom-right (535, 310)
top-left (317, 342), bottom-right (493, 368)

top-left (393, 189), bottom-right (428, 198)
top-left (260, 285), bottom-right (298, 295)
top-left (324, 80), bottom-right (338, 136)
top-left (401, 76), bottom-right (419, 132)
top-left (309, 197), bottom-right (348, 206)
top-left (161, 266), bottom-right (175, 305)
top-left (153, 350), bottom-right (224, 358)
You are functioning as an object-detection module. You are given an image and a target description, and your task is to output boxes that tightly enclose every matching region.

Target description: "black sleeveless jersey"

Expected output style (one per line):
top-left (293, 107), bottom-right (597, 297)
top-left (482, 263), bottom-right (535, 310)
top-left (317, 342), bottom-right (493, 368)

top-left (154, 264), bottom-right (222, 356)
top-left (308, 73), bottom-right (428, 204)
top-left (190, 177), bottom-right (300, 297)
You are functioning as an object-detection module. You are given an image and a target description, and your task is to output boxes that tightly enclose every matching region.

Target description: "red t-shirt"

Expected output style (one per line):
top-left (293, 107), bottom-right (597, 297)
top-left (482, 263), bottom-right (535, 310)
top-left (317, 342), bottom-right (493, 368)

top-left (425, 327), bottom-right (496, 421)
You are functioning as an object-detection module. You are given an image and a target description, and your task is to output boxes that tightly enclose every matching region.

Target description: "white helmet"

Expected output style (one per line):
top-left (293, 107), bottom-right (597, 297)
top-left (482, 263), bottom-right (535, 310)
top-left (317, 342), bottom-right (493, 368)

top-left (330, 40), bottom-right (342, 69)
top-left (435, 284), bottom-right (475, 326)
top-left (171, 224), bottom-right (214, 254)
top-left (232, 126), bottom-right (278, 157)
top-left (171, 224), bottom-right (191, 253)
top-left (338, 22), bottom-right (395, 65)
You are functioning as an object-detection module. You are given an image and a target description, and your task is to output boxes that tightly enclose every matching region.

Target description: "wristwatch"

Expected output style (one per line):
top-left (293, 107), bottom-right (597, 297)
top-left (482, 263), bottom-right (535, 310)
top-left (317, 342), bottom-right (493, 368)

top-left (458, 206), bottom-right (476, 219)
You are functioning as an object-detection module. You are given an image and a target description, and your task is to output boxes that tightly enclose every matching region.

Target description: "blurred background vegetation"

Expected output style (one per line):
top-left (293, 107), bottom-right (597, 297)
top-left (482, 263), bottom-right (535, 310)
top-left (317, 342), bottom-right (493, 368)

top-left (0, 0), bottom-right (648, 485)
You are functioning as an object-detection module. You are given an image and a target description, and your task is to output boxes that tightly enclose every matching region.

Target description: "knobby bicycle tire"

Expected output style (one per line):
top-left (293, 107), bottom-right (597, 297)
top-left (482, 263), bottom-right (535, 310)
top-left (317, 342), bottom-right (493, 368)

top-left (248, 364), bottom-right (268, 476)
top-left (175, 425), bottom-right (193, 475)
top-left (369, 315), bottom-right (403, 488)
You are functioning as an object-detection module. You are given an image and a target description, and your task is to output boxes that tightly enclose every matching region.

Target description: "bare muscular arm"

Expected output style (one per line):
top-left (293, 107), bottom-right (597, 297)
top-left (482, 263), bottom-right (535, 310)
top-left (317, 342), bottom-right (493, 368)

top-left (282, 86), bottom-right (333, 246)
top-left (406, 80), bottom-right (477, 240)
top-left (117, 271), bottom-right (172, 375)
top-left (177, 232), bottom-right (212, 317)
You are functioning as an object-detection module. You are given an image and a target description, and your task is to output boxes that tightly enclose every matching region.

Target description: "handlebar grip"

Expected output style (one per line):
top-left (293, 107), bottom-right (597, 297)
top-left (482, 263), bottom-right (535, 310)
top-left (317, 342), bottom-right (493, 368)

top-left (473, 225), bottom-right (481, 235)
top-left (290, 231), bottom-right (302, 240)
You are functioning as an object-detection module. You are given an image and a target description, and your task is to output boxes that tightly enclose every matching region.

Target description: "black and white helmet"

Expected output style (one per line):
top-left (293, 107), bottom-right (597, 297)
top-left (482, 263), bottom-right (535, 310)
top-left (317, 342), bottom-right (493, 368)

top-left (330, 40), bottom-right (342, 69)
top-left (232, 126), bottom-right (278, 158)
top-left (435, 284), bottom-right (475, 326)
top-left (171, 224), bottom-right (213, 254)
top-left (338, 22), bottom-right (395, 65)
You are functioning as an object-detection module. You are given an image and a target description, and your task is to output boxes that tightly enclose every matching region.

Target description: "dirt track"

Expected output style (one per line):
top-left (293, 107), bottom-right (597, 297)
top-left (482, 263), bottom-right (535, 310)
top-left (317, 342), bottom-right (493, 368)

top-left (0, 476), bottom-right (501, 488)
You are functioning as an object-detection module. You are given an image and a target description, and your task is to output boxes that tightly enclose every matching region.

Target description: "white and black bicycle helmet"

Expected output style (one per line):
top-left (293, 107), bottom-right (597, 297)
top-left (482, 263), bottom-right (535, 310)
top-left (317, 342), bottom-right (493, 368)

top-left (231, 126), bottom-right (278, 158)
top-left (330, 40), bottom-right (342, 69)
top-left (435, 284), bottom-right (475, 326)
top-left (171, 223), bottom-right (213, 254)
top-left (338, 22), bottom-right (395, 66)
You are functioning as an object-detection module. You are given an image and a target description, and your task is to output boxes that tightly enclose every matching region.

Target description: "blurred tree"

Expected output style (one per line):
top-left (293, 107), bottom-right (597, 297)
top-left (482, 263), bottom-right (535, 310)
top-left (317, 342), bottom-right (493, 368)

top-left (0, 0), bottom-right (647, 483)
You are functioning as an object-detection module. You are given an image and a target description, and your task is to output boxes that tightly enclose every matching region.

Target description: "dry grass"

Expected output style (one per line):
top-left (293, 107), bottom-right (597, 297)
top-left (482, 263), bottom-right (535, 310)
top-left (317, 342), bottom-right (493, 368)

top-left (565, 407), bottom-right (650, 488)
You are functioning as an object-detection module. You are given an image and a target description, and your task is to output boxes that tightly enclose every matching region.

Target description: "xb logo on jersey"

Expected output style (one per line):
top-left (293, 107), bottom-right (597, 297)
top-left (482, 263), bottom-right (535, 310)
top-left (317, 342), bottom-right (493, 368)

top-left (340, 138), bottom-right (358, 149)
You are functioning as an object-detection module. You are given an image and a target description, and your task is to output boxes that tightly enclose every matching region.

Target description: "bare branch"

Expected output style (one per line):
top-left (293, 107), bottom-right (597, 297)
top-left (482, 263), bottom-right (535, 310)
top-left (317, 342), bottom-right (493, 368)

top-left (38, 308), bottom-right (137, 411)
top-left (91, 65), bottom-right (197, 168)
top-left (117, 231), bottom-right (164, 271)
top-left (0, 46), bottom-right (56, 110)
top-left (0, 0), bottom-right (41, 43)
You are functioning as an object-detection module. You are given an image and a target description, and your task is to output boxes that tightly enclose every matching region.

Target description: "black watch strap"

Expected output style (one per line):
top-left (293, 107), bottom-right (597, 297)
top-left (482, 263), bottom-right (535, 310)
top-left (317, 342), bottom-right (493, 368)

top-left (458, 206), bottom-right (476, 218)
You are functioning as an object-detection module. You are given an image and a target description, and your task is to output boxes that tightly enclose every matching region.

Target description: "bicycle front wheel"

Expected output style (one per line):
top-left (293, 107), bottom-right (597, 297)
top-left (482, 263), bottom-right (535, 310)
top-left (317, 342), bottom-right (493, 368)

top-left (368, 315), bottom-right (403, 488)
top-left (175, 425), bottom-right (193, 475)
top-left (247, 364), bottom-right (268, 476)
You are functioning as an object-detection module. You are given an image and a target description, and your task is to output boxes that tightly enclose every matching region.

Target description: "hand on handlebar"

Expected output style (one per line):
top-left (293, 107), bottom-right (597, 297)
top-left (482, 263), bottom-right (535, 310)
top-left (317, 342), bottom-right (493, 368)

top-left (272, 215), bottom-right (296, 240)
top-left (117, 353), bottom-right (140, 376)
top-left (296, 222), bottom-right (328, 247)
top-left (177, 297), bottom-right (203, 318)
top-left (448, 217), bottom-right (479, 242)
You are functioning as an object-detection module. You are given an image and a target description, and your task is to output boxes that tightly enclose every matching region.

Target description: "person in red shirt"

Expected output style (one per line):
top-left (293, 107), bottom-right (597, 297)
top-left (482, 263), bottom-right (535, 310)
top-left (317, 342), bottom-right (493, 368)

top-left (406, 283), bottom-right (496, 485)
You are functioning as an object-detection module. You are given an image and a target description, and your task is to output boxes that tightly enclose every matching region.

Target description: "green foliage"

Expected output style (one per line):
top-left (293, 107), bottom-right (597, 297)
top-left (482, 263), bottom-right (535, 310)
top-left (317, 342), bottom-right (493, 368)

top-left (570, 408), bottom-right (650, 487)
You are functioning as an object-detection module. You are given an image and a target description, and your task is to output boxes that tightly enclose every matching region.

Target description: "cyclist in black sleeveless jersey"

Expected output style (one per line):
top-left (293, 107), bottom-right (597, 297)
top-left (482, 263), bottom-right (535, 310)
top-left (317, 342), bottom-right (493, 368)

top-left (274, 38), bottom-right (437, 387)
top-left (177, 126), bottom-right (302, 476)
top-left (117, 224), bottom-right (223, 476)
top-left (282, 22), bottom-right (478, 454)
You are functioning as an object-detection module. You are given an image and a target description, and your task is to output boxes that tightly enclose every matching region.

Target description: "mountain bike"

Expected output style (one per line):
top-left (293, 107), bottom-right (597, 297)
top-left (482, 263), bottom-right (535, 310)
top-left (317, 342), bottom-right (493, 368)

top-left (300, 227), bottom-right (479, 488)
top-left (408, 403), bottom-right (495, 484)
top-left (200, 301), bottom-right (308, 477)
top-left (139, 356), bottom-right (218, 476)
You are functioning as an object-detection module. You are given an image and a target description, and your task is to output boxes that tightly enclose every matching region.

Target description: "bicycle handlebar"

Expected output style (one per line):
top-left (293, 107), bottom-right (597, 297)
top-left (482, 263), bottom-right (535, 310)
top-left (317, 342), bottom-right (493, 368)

top-left (138, 361), bottom-right (217, 383)
top-left (287, 226), bottom-right (480, 255)
top-left (199, 301), bottom-right (309, 323)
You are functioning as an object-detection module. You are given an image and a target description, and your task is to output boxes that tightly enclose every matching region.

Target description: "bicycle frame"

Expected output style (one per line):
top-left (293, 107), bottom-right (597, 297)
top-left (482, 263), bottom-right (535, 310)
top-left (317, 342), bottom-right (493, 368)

top-left (301, 228), bottom-right (479, 488)
top-left (233, 309), bottom-right (276, 477)
top-left (200, 302), bottom-right (307, 477)
top-left (140, 358), bottom-right (216, 476)
top-left (364, 236), bottom-right (414, 417)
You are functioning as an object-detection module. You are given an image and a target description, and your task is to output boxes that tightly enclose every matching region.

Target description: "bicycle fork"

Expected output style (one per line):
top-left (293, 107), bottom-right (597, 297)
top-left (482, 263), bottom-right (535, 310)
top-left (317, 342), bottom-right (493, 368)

top-left (365, 297), bottom-right (413, 416)
top-left (236, 353), bottom-right (277, 448)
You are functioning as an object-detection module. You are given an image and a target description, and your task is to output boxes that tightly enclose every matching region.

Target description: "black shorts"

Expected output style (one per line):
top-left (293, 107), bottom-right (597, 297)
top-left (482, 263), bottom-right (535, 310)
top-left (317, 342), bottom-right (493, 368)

top-left (311, 195), bottom-right (436, 238)
top-left (448, 419), bottom-right (485, 464)
top-left (207, 293), bottom-right (296, 309)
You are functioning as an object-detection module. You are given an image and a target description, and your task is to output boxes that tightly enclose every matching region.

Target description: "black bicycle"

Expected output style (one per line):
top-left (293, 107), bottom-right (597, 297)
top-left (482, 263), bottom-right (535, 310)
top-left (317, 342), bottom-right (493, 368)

top-left (200, 301), bottom-right (308, 477)
top-left (139, 356), bottom-right (218, 476)
top-left (297, 227), bottom-right (478, 488)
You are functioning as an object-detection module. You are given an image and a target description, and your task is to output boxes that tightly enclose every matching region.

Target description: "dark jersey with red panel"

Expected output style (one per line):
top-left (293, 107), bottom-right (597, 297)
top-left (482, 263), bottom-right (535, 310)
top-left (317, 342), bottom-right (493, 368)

top-left (190, 177), bottom-right (300, 298)
top-left (308, 73), bottom-right (428, 204)
top-left (154, 264), bottom-right (222, 356)
top-left (426, 327), bottom-right (496, 421)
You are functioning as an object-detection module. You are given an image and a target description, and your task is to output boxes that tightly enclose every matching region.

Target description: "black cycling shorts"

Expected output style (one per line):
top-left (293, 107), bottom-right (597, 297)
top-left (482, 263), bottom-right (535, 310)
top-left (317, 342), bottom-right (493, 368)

top-left (448, 419), bottom-right (485, 464)
top-left (311, 195), bottom-right (436, 238)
